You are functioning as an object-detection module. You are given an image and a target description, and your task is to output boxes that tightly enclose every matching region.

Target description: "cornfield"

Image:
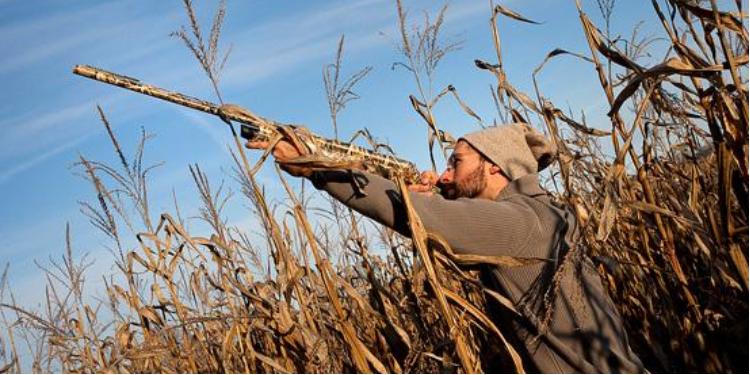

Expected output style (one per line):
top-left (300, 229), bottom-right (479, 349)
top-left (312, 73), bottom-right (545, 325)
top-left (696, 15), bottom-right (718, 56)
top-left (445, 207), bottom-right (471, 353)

top-left (1, 0), bottom-right (747, 373)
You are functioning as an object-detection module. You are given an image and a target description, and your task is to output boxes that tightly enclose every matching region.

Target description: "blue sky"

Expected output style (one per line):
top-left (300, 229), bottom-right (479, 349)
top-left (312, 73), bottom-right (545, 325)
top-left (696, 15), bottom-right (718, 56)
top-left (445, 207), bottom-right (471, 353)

top-left (0, 0), bottom-right (661, 306)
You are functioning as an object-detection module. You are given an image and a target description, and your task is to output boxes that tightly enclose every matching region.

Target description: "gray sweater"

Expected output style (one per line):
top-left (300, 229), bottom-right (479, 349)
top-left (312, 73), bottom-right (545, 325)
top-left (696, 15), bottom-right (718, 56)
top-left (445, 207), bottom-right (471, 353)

top-left (310, 170), bottom-right (644, 373)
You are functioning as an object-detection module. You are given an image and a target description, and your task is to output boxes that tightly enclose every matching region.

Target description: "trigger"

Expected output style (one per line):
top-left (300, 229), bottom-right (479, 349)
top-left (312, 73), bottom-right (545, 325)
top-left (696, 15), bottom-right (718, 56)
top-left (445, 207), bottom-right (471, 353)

top-left (240, 125), bottom-right (258, 140)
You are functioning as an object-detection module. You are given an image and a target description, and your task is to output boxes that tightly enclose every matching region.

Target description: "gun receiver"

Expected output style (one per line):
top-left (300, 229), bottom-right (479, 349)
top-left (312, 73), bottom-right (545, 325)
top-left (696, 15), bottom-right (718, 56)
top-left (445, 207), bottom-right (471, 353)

top-left (72, 64), bottom-right (419, 181)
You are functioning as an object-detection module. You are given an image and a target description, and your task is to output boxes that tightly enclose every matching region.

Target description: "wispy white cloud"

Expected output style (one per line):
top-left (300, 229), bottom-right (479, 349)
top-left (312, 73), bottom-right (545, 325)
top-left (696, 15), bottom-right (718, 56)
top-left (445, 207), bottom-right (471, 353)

top-left (0, 3), bottom-right (182, 178)
top-left (0, 83), bottom-right (168, 188)
top-left (232, 0), bottom-right (391, 42)
top-left (2, 29), bottom-right (108, 74)
top-left (0, 93), bottom-right (125, 181)
top-left (142, 0), bottom-right (395, 93)
top-left (0, 1), bottom-right (172, 74)
top-left (221, 0), bottom-right (488, 90)
top-left (0, 99), bottom-right (98, 152)
top-left (0, 1), bottom-right (126, 41)
top-left (0, 135), bottom-right (90, 184)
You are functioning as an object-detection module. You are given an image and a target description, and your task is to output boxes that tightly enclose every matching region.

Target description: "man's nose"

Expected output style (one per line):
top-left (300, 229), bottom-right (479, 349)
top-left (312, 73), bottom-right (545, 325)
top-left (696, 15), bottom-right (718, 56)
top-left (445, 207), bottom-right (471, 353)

top-left (439, 169), bottom-right (453, 184)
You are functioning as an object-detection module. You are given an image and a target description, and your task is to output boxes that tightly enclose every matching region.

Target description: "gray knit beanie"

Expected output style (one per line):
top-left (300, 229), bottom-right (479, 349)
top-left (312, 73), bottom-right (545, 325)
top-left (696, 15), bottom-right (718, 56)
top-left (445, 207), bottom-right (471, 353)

top-left (461, 123), bottom-right (556, 180)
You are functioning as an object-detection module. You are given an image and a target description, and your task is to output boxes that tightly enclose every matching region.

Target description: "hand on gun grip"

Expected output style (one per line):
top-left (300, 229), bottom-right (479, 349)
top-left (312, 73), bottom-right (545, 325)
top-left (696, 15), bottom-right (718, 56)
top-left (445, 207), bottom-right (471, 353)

top-left (245, 139), bottom-right (313, 178)
top-left (408, 170), bottom-right (438, 194)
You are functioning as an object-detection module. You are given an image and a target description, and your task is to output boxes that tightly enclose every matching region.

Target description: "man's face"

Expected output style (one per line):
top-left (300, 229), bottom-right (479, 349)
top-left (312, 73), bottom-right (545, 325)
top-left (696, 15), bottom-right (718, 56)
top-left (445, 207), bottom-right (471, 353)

top-left (437, 140), bottom-right (488, 200)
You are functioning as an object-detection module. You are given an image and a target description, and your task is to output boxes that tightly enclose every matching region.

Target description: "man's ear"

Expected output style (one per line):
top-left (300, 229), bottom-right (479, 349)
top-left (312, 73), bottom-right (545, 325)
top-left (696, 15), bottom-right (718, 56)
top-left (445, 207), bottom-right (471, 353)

top-left (488, 164), bottom-right (511, 182)
top-left (488, 164), bottom-right (502, 175)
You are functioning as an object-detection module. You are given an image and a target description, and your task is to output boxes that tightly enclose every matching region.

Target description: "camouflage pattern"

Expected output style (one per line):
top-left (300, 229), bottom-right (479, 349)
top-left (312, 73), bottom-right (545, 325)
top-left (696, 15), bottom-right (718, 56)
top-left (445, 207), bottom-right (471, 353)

top-left (73, 64), bottom-right (419, 182)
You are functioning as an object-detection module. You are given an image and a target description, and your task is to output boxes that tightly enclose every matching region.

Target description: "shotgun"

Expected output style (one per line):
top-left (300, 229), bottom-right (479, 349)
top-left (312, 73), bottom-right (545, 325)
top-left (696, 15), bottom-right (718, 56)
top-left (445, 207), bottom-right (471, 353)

top-left (72, 64), bottom-right (419, 182)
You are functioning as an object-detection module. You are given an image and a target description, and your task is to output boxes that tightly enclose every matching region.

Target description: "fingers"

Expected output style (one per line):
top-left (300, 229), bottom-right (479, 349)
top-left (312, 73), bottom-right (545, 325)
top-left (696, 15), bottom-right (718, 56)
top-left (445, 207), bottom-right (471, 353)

top-left (408, 171), bottom-right (438, 188)
top-left (406, 170), bottom-right (438, 195)
top-left (245, 139), bottom-right (310, 177)
top-left (245, 140), bottom-right (269, 150)
top-left (245, 140), bottom-right (300, 160)
top-left (408, 184), bottom-right (434, 197)
top-left (408, 184), bottom-right (432, 193)
top-left (420, 171), bottom-right (439, 185)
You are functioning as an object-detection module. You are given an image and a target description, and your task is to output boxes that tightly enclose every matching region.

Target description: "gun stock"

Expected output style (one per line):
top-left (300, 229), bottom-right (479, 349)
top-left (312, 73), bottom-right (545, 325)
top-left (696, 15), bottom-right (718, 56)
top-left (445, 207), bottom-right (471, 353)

top-left (72, 64), bottom-right (419, 181)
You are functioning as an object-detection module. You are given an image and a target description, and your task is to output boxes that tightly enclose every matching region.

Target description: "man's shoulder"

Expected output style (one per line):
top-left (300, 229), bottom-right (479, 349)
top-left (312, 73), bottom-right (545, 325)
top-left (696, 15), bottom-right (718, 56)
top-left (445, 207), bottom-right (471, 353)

top-left (498, 184), bottom-right (575, 233)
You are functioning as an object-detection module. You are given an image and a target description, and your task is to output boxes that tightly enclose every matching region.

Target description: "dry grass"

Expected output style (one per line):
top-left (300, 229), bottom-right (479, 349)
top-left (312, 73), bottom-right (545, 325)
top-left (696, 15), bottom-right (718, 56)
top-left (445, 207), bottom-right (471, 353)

top-left (1, 0), bottom-right (747, 373)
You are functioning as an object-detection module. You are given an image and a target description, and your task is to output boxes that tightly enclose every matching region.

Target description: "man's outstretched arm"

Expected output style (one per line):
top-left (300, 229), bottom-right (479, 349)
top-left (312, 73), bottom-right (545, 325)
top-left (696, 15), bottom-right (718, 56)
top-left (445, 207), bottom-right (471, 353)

top-left (244, 138), bottom-right (542, 258)
top-left (309, 169), bottom-right (542, 258)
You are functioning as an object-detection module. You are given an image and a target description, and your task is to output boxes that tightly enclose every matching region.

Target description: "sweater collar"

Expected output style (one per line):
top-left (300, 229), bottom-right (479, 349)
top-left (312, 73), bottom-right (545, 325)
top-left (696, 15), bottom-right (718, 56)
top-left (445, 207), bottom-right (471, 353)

top-left (495, 173), bottom-right (546, 201)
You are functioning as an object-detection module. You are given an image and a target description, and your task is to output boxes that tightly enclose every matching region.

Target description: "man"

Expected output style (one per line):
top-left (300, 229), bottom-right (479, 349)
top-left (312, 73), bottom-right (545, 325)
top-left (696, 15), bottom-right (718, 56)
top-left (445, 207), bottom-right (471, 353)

top-left (246, 124), bottom-right (644, 373)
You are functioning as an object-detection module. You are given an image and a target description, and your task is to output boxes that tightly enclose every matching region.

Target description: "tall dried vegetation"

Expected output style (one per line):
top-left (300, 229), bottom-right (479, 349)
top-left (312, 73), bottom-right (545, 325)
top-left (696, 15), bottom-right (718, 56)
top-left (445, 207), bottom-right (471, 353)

top-left (1, 0), bottom-right (747, 373)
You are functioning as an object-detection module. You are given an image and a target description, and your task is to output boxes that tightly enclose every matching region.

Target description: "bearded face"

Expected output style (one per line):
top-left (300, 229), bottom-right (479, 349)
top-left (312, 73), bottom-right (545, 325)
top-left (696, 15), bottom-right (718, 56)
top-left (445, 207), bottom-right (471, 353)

top-left (438, 159), bottom-right (487, 200)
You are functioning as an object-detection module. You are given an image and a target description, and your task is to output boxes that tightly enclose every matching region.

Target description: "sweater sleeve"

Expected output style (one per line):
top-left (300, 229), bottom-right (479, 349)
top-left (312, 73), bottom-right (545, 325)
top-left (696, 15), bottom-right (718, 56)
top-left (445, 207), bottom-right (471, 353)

top-left (309, 170), bottom-right (542, 258)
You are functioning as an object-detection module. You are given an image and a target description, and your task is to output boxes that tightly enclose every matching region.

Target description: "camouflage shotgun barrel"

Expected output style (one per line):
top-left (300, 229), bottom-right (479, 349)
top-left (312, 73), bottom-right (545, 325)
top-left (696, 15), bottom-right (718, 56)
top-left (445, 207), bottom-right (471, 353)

top-left (72, 64), bottom-right (419, 182)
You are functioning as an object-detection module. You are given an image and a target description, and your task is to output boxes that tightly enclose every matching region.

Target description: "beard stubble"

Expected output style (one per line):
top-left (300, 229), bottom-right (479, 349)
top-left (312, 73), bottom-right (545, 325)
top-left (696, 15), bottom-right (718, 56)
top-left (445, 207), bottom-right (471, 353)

top-left (438, 160), bottom-right (486, 200)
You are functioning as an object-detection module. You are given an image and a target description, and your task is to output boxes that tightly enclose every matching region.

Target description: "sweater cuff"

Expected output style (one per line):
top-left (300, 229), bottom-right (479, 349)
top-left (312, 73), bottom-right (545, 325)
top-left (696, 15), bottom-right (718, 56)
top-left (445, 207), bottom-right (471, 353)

top-left (308, 171), bottom-right (328, 190)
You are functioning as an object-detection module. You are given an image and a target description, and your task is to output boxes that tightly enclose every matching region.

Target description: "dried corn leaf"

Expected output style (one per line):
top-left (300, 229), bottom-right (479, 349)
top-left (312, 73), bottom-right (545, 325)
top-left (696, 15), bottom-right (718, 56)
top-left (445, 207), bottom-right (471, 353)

top-left (549, 106), bottom-right (611, 136)
top-left (442, 287), bottom-right (525, 373)
top-left (596, 192), bottom-right (617, 241)
top-left (494, 4), bottom-right (541, 24)
top-left (578, 9), bottom-right (641, 70)
top-left (609, 58), bottom-right (723, 116)
top-left (676, 0), bottom-right (746, 34)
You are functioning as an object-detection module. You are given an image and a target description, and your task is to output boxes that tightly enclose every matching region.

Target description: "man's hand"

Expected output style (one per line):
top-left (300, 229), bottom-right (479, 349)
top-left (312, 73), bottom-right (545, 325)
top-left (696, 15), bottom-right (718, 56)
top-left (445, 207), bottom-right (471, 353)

top-left (408, 171), bottom-right (438, 194)
top-left (245, 139), bottom-right (313, 177)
